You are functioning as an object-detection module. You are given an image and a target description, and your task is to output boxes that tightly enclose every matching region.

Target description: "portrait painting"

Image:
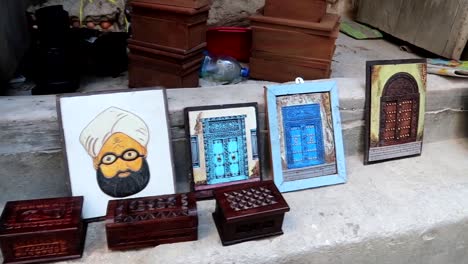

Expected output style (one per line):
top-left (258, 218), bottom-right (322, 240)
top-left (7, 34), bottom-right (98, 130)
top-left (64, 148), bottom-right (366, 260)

top-left (185, 103), bottom-right (261, 199)
top-left (57, 89), bottom-right (176, 219)
top-left (365, 59), bottom-right (427, 164)
top-left (266, 80), bottom-right (346, 193)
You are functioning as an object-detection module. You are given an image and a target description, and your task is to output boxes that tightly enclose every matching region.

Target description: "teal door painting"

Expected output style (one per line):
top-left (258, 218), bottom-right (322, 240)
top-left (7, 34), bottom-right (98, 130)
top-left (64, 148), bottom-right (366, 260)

top-left (202, 116), bottom-right (249, 185)
top-left (282, 104), bottom-right (325, 169)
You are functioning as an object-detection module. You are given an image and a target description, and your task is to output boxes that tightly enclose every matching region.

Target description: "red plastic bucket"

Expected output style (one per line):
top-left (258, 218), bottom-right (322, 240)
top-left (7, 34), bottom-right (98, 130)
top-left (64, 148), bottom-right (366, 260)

top-left (206, 27), bottom-right (252, 62)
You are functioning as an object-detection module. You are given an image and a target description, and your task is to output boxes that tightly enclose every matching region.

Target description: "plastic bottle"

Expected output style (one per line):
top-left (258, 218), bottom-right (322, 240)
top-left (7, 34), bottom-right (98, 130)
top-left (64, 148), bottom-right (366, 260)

top-left (200, 52), bottom-right (249, 84)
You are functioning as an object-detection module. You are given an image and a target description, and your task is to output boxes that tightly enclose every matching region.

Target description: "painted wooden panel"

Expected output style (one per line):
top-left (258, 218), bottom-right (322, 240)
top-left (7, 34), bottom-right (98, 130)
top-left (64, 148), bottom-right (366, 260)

top-left (282, 104), bottom-right (325, 169)
top-left (357, 0), bottom-right (468, 59)
top-left (365, 59), bottom-right (426, 164)
top-left (202, 116), bottom-right (249, 185)
top-left (266, 80), bottom-right (347, 193)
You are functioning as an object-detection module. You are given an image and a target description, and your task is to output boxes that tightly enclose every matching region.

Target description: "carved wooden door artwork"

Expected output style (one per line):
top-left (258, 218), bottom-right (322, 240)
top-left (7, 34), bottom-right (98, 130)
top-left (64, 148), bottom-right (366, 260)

top-left (282, 104), bottom-right (325, 169)
top-left (379, 73), bottom-right (420, 146)
top-left (202, 116), bottom-right (249, 185)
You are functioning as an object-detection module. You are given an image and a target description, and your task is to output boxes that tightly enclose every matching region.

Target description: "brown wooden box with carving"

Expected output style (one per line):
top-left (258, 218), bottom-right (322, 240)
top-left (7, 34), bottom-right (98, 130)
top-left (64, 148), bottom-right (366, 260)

top-left (105, 193), bottom-right (198, 251)
top-left (264, 0), bottom-right (327, 23)
top-left (0, 197), bottom-right (87, 264)
top-left (212, 181), bottom-right (290, 246)
top-left (131, 1), bottom-right (209, 51)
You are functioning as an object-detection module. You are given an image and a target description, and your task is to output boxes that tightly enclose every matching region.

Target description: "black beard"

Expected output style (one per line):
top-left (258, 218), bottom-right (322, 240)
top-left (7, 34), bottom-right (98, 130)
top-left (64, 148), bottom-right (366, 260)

top-left (97, 159), bottom-right (150, 198)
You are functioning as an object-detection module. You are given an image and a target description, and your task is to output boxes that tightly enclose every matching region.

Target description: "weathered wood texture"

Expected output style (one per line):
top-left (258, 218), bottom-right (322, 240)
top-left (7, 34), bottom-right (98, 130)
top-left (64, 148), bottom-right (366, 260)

top-left (356, 0), bottom-right (468, 60)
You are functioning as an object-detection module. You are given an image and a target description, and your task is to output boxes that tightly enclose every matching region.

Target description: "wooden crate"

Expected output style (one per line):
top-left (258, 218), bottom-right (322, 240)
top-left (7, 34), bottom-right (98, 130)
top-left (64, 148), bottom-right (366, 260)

top-left (250, 14), bottom-right (339, 60)
top-left (264, 0), bottom-right (327, 23)
top-left (250, 55), bottom-right (331, 83)
top-left (131, 1), bottom-right (209, 51)
top-left (128, 38), bottom-right (206, 55)
top-left (131, 0), bottom-right (211, 9)
top-left (128, 53), bottom-right (201, 88)
top-left (128, 39), bottom-right (205, 64)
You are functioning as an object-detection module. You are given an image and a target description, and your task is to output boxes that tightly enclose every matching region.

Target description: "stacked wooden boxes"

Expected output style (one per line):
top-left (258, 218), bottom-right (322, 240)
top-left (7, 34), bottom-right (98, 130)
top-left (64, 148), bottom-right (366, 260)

top-left (249, 0), bottom-right (340, 82)
top-left (128, 0), bottom-right (211, 88)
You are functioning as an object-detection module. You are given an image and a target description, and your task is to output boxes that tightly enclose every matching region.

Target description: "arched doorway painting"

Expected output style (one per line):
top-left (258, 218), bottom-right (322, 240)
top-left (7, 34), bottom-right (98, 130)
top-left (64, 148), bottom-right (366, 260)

top-left (364, 59), bottom-right (427, 164)
top-left (379, 73), bottom-right (420, 147)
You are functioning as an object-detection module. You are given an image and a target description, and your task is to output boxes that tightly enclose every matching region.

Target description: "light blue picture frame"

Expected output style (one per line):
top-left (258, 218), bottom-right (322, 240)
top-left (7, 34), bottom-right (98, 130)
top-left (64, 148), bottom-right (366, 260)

top-left (265, 80), bottom-right (347, 193)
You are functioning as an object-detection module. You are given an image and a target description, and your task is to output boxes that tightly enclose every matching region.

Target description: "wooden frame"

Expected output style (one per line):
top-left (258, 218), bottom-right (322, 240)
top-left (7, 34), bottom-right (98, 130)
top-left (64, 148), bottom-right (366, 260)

top-left (184, 103), bottom-right (262, 199)
top-left (265, 80), bottom-right (346, 193)
top-left (57, 88), bottom-right (176, 220)
top-left (364, 59), bottom-right (427, 165)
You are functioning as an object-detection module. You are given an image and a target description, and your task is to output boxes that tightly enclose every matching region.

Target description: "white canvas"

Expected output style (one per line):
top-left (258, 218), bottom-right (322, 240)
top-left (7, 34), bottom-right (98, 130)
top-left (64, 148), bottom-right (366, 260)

top-left (58, 89), bottom-right (175, 219)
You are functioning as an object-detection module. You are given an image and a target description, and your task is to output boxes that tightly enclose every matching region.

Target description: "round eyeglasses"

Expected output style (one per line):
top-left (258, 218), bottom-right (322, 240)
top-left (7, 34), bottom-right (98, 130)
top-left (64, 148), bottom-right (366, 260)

top-left (99, 149), bottom-right (143, 166)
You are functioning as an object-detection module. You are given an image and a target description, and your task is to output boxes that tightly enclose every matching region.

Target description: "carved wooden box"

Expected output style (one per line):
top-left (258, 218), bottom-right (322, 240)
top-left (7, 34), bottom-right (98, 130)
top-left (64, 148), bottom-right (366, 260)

top-left (0, 197), bottom-right (86, 264)
top-left (212, 181), bottom-right (290, 246)
top-left (131, 1), bottom-right (209, 51)
top-left (105, 193), bottom-right (198, 251)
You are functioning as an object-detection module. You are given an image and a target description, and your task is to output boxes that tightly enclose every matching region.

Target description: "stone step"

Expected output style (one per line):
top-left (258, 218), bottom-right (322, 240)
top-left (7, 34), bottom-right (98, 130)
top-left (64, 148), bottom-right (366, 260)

top-left (2, 139), bottom-right (468, 264)
top-left (0, 76), bottom-right (467, 203)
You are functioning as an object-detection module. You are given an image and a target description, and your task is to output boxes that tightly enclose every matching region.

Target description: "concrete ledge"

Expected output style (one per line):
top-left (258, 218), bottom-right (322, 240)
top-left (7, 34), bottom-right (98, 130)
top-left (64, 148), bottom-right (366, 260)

top-left (2, 139), bottom-right (467, 263)
top-left (1, 76), bottom-right (468, 203)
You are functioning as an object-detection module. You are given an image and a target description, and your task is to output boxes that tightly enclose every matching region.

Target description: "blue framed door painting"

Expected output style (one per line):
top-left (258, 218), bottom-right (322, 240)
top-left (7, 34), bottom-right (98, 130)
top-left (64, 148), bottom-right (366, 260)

top-left (185, 103), bottom-right (261, 199)
top-left (266, 80), bottom-right (347, 193)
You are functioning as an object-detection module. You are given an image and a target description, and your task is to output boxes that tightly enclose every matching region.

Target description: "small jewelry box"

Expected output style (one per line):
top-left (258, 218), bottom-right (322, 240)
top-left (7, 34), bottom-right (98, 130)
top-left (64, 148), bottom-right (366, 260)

top-left (212, 181), bottom-right (290, 246)
top-left (105, 193), bottom-right (198, 251)
top-left (0, 197), bottom-right (86, 264)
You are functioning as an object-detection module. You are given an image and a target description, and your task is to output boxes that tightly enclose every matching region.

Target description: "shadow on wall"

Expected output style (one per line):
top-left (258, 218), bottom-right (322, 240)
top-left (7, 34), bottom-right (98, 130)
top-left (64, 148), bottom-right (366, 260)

top-left (0, 0), bottom-right (30, 85)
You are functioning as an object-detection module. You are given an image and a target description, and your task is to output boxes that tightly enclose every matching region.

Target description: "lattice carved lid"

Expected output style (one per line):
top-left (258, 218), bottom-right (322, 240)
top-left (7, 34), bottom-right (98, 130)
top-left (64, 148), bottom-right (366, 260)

top-left (0, 197), bottom-right (83, 236)
top-left (106, 193), bottom-right (197, 224)
top-left (225, 187), bottom-right (278, 212)
top-left (214, 181), bottom-right (290, 222)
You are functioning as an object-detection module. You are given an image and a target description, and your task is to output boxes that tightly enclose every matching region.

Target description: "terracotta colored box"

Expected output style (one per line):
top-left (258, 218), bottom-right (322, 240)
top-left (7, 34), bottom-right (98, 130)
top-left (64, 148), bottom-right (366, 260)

top-left (250, 14), bottom-right (340, 60)
top-left (131, 1), bottom-right (209, 51)
top-left (212, 181), bottom-right (290, 246)
top-left (250, 52), bottom-right (331, 82)
top-left (133, 0), bottom-right (211, 9)
top-left (128, 48), bottom-right (203, 88)
top-left (264, 0), bottom-right (327, 22)
top-left (0, 197), bottom-right (86, 264)
top-left (128, 54), bottom-right (202, 88)
top-left (128, 39), bottom-right (205, 63)
top-left (105, 193), bottom-right (198, 251)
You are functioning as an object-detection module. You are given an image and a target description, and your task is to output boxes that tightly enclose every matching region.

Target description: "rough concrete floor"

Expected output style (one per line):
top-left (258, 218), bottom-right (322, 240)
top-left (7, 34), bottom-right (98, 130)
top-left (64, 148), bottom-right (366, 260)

top-left (2, 139), bottom-right (467, 264)
top-left (4, 33), bottom-right (424, 95)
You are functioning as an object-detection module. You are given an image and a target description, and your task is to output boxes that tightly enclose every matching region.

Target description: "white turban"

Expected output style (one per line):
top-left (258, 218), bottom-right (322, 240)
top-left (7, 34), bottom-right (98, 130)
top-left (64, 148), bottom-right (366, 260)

top-left (79, 107), bottom-right (150, 158)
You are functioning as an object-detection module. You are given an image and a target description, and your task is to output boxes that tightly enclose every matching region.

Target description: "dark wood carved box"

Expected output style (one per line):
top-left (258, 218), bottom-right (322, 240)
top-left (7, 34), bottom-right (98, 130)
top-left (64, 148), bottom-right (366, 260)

top-left (105, 193), bottom-right (198, 251)
top-left (0, 197), bottom-right (86, 264)
top-left (212, 181), bottom-right (290, 246)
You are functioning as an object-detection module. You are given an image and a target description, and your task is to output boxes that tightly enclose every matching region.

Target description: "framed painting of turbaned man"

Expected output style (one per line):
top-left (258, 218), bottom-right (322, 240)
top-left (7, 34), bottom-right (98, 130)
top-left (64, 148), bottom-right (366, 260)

top-left (57, 88), bottom-right (176, 219)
